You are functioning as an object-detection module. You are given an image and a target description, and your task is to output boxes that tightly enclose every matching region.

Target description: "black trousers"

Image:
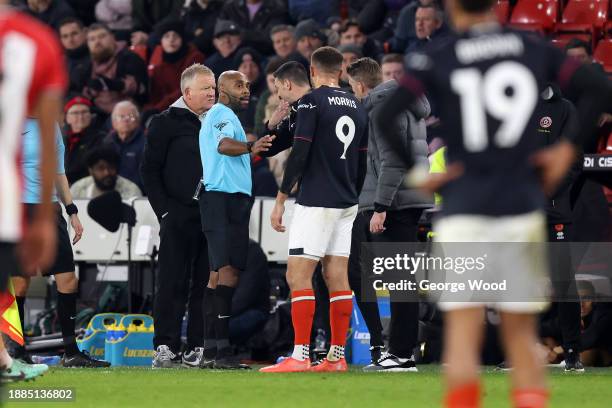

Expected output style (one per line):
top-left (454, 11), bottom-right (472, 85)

top-left (348, 208), bottom-right (423, 358)
top-left (153, 204), bottom-right (209, 352)
top-left (547, 222), bottom-right (581, 352)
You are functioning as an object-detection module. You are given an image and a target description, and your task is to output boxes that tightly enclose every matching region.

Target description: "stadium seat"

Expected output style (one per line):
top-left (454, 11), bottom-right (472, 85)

top-left (551, 37), bottom-right (571, 48)
top-left (510, 0), bottom-right (559, 32)
top-left (493, 1), bottom-right (511, 23)
top-left (594, 38), bottom-right (612, 71)
top-left (508, 22), bottom-right (547, 35)
top-left (555, 0), bottom-right (610, 37)
top-left (554, 32), bottom-right (593, 44)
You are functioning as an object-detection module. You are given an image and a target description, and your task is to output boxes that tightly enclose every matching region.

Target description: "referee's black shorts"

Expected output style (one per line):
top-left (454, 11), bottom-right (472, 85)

top-left (23, 203), bottom-right (75, 276)
top-left (199, 191), bottom-right (252, 271)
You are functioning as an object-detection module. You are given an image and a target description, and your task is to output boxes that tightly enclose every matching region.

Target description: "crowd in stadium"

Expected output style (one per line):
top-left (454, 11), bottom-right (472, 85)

top-left (0, 0), bottom-right (611, 399)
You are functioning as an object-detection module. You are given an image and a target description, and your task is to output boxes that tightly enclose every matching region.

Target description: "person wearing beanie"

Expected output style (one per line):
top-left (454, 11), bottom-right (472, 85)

top-left (234, 47), bottom-right (266, 129)
top-left (206, 19), bottom-right (243, 77)
top-left (145, 20), bottom-right (205, 113)
top-left (62, 96), bottom-right (107, 184)
top-left (294, 18), bottom-right (326, 61)
top-left (337, 43), bottom-right (363, 88)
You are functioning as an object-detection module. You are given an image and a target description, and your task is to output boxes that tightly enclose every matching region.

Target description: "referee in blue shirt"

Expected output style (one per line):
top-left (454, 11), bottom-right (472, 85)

top-left (198, 70), bottom-right (273, 369)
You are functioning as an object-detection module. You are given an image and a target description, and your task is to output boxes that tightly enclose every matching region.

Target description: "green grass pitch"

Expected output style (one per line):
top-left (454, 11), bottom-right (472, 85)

top-left (4, 365), bottom-right (611, 407)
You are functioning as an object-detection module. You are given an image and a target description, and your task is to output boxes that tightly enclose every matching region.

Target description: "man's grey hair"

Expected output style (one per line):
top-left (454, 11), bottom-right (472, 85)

top-left (270, 24), bottom-right (295, 39)
top-left (180, 63), bottom-right (215, 94)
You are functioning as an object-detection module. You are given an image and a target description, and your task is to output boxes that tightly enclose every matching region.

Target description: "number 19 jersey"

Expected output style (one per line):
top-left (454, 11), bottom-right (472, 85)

top-left (293, 86), bottom-right (368, 208)
top-left (402, 25), bottom-right (580, 217)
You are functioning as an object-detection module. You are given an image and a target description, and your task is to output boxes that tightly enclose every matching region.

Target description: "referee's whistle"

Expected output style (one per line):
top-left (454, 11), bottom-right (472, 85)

top-left (192, 180), bottom-right (203, 201)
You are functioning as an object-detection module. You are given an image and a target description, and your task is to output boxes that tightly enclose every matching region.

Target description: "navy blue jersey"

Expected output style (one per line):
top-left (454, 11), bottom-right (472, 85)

top-left (401, 26), bottom-right (580, 217)
top-left (293, 86), bottom-right (368, 208)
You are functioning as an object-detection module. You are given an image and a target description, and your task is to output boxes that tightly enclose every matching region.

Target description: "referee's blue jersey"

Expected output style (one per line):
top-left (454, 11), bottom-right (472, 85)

top-left (199, 103), bottom-right (252, 196)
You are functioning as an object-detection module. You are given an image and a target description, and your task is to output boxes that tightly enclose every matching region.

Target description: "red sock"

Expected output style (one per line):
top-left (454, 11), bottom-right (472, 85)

top-left (291, 289), bottom-right (315, 345)
top-left (445, 381), bottom-right (481, 408)
top-left (512, 388), bottom-right (549, 408)
top-left (329, 291), bottom-right (353, 346)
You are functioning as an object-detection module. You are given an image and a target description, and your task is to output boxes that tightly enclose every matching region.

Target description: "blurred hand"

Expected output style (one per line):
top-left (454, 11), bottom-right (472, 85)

top-left (70, 214), bottom-right (83, 244)
top-left (268, 101), bottom-right (290, 129)
top-left (252, 135), bottom-right (276, 154)
top-left (414, 163), bottom-right (464, 196)
top-left (270, 201), bottom-right (286, 232)
top-left (18, 217), bottom-right (57, 276)
top-left (131, 31), bottom-right (149, 47)
top-left (530, 141), bottom-right (577, 196)
top-left (599, 113), bottom-right (612, 127)
top-left (370, 211), bottom-right (386, 234)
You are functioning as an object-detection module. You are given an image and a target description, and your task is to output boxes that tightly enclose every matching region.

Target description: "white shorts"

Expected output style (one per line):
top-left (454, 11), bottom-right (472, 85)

top-left (288, 204), bottom-right (358, 260)
top-left (433, 211), bottom-right (550, 313)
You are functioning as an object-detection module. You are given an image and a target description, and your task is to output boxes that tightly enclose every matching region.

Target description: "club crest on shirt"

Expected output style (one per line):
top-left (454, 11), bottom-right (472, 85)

top-left (539, 116), bottom-right (552, 128)
top-left (214, 121), bottom-right (228, 132)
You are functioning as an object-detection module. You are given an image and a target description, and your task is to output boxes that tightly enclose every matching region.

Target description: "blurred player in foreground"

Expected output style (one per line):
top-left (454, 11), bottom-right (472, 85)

top-left (0, 1), bottom-right (67, 381)
top-left (377, 0), bottom-right (612, 406)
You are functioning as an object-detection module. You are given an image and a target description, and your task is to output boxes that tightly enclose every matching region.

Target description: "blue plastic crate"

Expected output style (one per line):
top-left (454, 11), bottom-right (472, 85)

top-left (77, 313), bottom-right (123, 360)
top-left (105, 314), bottom-right (154, 366)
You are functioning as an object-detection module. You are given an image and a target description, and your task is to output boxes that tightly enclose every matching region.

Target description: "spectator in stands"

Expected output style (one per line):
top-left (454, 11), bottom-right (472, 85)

top-left (338, 44), bottom-right (363, 87)
top-left (294, 19), bottom-right (326, 62)
top-left (63, 96), bottom-right (106, 185)
top-left (105, 101), bottom-right (146, 190)
top-left (131, 0), bottom-right (182, 36)
top-left (70, 146), bottom-right (142, 199)
top-left (287, 0), bottom-right (338, 26)
top-left (254, 57), bottom-right (285, 138)
top-left (578, 281), bottom-right (612, 367)
top-left (206, 20), bottom-right (243, 78)
top-left (270, 25), bottom-right (296, 59)
top-left (405, 3), bottom-right (444, 53)
top-left (77, 23), bottom-right (148, 115)
top-left (338, 19), bottom-right (381, 59)
top-left (235, 47), bottom-right (266, 129)
top-left (348, 0), bottom-right (411, 43)
top-left (181, 0), bottom-right (224, 56)
top-left (247, 131), bottom-right (278, 197)
top-left (390, 0), bottom-right (436, 53)
top-left (380, 53), bottom-right (405, 82)
top-left (58, 17), bottom-right (89, 97)
top-left (220, 0), bottom-right (288, 56)
top-left (565, 39), bottom-right (599, 66)
top-left (94, 0), bottom-right (133, 37)
top-left (145, 20), bottom-right (205, 114)
top-left (26, 0), bottom-right (75, 30)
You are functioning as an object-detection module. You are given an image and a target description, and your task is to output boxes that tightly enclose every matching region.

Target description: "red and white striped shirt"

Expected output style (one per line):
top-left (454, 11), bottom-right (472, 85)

top-left (0, 8), bottom-right (67, 242)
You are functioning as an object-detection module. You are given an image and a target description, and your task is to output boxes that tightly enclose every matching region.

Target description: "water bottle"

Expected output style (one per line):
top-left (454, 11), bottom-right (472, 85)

top-left (31, 355), bottom-right (61, 365)
top-left (313, 329), bottom-right (327, 361)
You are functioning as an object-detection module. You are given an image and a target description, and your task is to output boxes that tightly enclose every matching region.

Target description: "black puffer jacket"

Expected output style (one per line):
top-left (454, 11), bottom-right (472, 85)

top-left (140, 97), bottom-right (203, 220)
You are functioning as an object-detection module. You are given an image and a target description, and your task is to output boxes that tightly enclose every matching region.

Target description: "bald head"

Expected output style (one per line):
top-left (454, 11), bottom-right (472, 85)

top-left (218, 70), bottom-right (251, 111)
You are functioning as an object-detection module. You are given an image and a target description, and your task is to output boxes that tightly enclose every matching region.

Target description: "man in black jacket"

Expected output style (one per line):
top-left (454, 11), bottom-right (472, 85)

top-left (534, 84), bottom-right (584, 372)
top-left (141, 63), bottom-right (216, 369)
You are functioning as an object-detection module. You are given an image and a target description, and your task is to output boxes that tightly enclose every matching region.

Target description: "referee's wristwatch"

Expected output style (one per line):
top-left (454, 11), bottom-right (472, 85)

top-left (246, 141), bottom-right (254, 153)
top-left (65, 203), bottom-right (78, 216)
